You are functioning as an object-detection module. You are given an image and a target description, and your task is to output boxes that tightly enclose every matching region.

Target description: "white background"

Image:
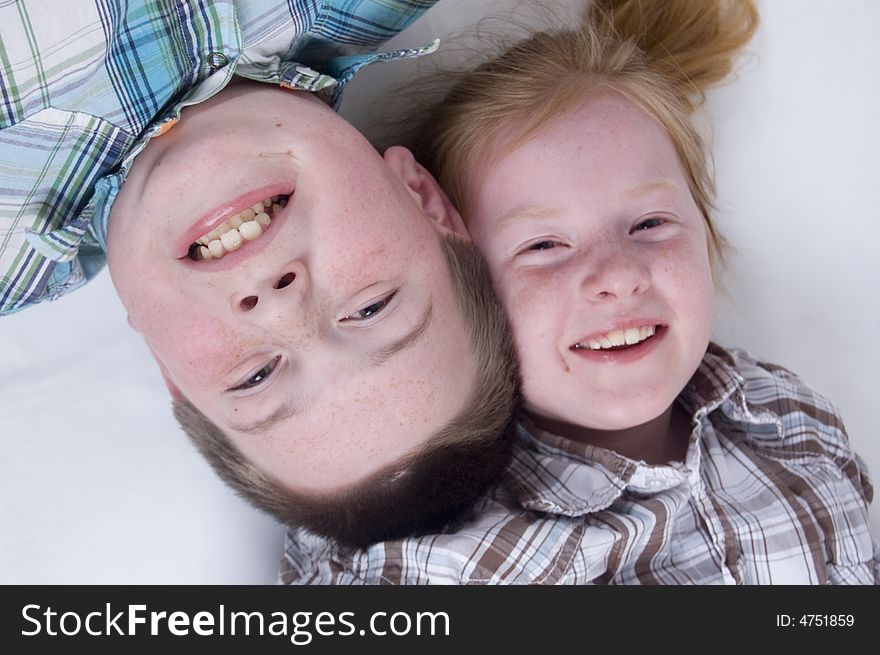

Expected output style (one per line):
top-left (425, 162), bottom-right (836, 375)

top-left (1, 0), bottom-right (877, 583)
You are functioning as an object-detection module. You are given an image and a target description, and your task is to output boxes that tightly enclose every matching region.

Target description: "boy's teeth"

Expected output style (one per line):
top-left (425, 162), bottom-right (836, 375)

top-left (577, 325), bottom-right (657, 351)
top-left (220, 229), bottom-right (242, 252)
top-left (239, 220), bottom-right (262, 241)
top-left (189, 195), bottom-right (287, 261)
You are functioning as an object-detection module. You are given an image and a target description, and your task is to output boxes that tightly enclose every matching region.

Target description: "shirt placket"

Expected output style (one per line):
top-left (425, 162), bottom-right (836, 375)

top-left (687, 412), bottom-right (741, 584)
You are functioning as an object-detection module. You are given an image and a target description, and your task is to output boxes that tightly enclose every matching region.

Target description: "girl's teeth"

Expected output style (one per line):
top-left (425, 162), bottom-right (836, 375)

top-left (578, 325), bottom-right (657, 351)
top-left (190, 196), bottom-right (285, 260)
top-left (607, 330), bottom-right (626, 347)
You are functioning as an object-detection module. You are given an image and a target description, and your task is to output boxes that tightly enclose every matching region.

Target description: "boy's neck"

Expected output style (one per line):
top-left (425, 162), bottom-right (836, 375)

top-left (529, 403), bottom-right (692, 466)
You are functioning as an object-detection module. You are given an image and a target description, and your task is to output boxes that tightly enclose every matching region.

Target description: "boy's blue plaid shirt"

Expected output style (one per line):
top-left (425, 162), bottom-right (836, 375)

top-left (0, 0), bottom-right (438, 315)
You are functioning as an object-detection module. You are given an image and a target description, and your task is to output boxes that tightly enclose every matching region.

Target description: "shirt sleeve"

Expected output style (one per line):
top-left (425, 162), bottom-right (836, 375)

top-left (729, 349), bottom-right (878, 583)
top-left (1, 0), bottom-right (440, 315)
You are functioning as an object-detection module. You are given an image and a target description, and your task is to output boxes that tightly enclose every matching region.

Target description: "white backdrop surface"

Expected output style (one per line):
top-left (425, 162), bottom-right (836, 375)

top-left (1, 0), bottom-right (877, 583)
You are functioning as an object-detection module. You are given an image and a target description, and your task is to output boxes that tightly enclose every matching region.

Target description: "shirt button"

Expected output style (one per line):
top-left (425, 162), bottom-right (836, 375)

top-left (207, 52), bottom-right (229, 69)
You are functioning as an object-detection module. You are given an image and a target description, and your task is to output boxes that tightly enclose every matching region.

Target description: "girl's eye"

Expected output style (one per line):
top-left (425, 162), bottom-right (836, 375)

top-left (233, 356), bottom-right (281, 391)
top-left (631, 217), bottom-right (666, 233)
top-left (519, 240), bottom-right (562, 254)
top-left (343, 291), bottom-right (397, 322)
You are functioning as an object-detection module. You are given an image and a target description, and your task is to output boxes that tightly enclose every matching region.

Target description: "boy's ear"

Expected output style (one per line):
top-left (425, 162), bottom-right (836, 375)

top-left (383, 145), bottom-right (469, 237)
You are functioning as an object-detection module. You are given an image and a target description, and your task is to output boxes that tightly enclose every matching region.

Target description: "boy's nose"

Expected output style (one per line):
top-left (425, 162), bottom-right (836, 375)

top-left (231, 260), bottom-right (307, 316)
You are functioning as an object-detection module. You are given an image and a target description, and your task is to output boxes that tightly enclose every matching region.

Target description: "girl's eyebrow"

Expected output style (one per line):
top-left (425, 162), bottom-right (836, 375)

top-left (624, 177), bottom-right (680, 197)
top-left (494, 206), bottom-right (559, 232)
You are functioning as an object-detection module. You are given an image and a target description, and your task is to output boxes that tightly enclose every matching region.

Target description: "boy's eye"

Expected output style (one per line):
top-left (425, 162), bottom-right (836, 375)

top-left (232, 356), bottom-right (281, 391)
top-left (631, 217), bottom-right (666, 233)
top-left (342, 291), bottom-right (397, 322)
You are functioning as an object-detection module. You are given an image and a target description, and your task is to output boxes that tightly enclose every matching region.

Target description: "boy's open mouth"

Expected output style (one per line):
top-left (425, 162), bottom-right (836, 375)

top-left (187, 194), bottom-right (289, 261)
top-left (571, 325), bottom-right (660, 352)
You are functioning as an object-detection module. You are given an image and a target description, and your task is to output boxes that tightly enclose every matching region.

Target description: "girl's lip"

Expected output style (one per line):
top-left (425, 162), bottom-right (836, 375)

top-left (174, 182), bottom-right (290, 259)
top-left (569, 325), bottom-right (667, 364)
top-left (571, 319), bottom-right (665, 347)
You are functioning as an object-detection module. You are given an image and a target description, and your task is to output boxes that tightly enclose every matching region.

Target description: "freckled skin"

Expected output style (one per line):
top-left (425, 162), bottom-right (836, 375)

top-left (107, 84), bottom-right (477, 493)
top-left (464, 91), bottom-right (715, 457)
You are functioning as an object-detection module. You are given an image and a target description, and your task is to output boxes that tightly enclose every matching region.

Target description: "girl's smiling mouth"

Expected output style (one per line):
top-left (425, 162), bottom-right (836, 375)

top-left (572, 324), bottom-right (658, 351)
top-left (570, 324), bottom-right (666, 362)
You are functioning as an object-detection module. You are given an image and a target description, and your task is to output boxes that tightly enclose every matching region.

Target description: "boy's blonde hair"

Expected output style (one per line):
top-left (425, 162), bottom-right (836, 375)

top-left (412, 0), bottom-right (759, 269)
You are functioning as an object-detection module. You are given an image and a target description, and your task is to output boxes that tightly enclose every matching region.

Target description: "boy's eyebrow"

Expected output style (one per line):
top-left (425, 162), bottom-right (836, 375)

top-left (231, 402), bottom-right (302, 435)
top-left (231, 302), bottom-right (433, 434)
top-left (369, 302), bottom-right (433, 366)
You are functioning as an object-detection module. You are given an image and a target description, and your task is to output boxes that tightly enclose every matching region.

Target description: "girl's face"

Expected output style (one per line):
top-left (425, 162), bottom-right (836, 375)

top-left (465, 90), bottom-right (715, 432)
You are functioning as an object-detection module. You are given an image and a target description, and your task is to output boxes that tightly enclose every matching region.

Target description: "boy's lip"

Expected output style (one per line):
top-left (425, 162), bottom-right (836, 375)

top-left (174, 182), bottom-right (290, 260)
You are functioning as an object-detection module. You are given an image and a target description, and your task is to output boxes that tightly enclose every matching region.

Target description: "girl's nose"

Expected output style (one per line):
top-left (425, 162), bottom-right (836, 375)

top-left (579, 248), bottom-right (650, 302)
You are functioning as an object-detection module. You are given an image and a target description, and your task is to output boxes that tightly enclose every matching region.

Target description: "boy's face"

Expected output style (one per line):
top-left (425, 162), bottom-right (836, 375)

top-left (464, 90), bottom-right (714, 433)
top-left (106, 84), bottom-right (476, 494)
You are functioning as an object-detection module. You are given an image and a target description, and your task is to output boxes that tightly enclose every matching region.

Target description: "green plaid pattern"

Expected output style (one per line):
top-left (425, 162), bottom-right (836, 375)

top-left (283, 345), bottom-right (879, 585)
top-left (0, 0), bottom-right (437, 314)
